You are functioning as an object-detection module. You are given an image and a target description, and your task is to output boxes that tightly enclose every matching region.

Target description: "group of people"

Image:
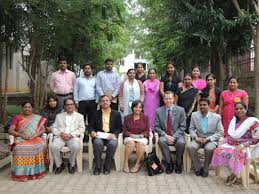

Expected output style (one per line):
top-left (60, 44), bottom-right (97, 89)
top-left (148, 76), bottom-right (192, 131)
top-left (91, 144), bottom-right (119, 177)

top-left (7, 56), bottom-right (259, 188)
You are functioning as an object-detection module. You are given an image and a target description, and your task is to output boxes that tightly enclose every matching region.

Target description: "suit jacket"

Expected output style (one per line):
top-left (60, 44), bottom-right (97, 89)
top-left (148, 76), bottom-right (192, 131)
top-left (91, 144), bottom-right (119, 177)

top-left (89, 109), bottom-right (122, 135)
top-left (154, 105), bottom-right (186, 139)
top-left (52, 111), bottom-right (85, 137)
top-left (189, 111), bottom-right (224, 143)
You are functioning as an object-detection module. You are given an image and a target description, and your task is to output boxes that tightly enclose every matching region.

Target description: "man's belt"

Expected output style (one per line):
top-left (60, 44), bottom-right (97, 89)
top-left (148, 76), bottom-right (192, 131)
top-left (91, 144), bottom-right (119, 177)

top-left (56, 92), bottom-right (73, 97)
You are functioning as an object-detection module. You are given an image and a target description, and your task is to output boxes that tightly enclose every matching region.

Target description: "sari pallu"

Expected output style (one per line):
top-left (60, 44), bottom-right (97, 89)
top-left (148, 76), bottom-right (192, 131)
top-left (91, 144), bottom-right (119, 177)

top-left (11, 114), bottom-right (48, 182)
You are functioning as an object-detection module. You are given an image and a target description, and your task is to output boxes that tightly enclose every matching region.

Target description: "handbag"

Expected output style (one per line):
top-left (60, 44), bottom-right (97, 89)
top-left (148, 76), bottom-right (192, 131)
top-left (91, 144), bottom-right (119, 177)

top-left (144, 152), bottom-right (164, 176)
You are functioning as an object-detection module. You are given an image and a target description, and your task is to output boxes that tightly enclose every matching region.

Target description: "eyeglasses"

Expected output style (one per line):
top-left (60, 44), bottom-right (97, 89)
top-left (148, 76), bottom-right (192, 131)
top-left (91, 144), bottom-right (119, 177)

top-left (65, 103), bottom-right (74, 106)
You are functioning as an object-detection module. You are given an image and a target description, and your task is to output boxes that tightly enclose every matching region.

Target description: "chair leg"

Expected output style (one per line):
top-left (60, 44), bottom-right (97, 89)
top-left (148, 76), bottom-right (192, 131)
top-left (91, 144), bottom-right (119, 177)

top-left (49, 153), bottom-right (54, 173)
top-left (241, 168), bottom-right (248, 188)
top-left (183, 149), bottom-right (187, 171)
top-left (88, 143), bottom-right (93, 171)
top-left (76, 152), bottom-right (83, 172)
top-left (215, 167), bottom-right (220, 177)
top-left (114, 148), bottom-right (120, 171)
top-left (120, 145), bottom-right (125, 171)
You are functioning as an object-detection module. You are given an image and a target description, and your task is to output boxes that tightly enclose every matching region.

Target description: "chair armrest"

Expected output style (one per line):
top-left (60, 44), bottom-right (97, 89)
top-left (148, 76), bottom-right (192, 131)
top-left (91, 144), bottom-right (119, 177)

top-left (9, 135), bottom-right (14, 145)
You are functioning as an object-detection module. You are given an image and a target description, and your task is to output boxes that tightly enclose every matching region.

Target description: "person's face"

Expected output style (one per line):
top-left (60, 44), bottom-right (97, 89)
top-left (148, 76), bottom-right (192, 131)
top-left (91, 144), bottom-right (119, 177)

top-left (235, 103), bottom-right (247, 118)
top-left (100, 96), bottom-right (111, 109)
top-left (133, 103), bottom-right (142, 115)
top-left (22, 103), bottom-right (33, 115)
top-left (183, 75), bottom-right (192, 86)
top-left (137, 64), bottom-right (144, 74)
top-left (105, 61), bottom-right (113, 71)
top-left (207, 76), bottom-right (216, 87)
top-left (192, 68), bottom-right (200, 78)
top-left (127, 70), bottom-right (136, 80)
top-left (83, 65), bottom-right (92, 76)
top-left (166, 64), bottom-right (175, 75)
top-left (48, 98), bottom-right (57, 108)
top-left (59, 60), bottom-right (68, 71)
top-left (163, 93), bottom-right (174, 107)
top-left (199, 101), bottom-right (209, 114)
top-left (148, 70), bottom-right (156, 80)
top-left (64, 99), bottom-right (75, 113)
top-left (228, 78), bottom-right (238, 90)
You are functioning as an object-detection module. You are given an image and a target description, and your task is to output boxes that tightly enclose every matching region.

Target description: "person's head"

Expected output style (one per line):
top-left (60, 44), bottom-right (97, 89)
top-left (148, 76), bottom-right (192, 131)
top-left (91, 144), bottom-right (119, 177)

top-left (63, 98), bottom-right (75, 113)
top-left (21, 101), bottom-right (34, 115)
top-left (199, 98), bottom-right (210, 114)
top-left (136, 63), bottom-right (144, 74)
top-left (47, 95), bottom-right (58, 109)
top-left (58, 56), bottom-right (68, 71)
top-left (100, 95), bottom-right (111, 110)
top-left (83, 63), bottom-right (93, 77)
top-left (163, 91), bottom-right (174, 107)
top-left (192, 66), bottom-right (201, 79)
top-left (235, 102), bottom-right (249, 120)
top-left (104, 58), bottom-right (113, 71)
top-left (206, 73), bottom-right (216, 88)
top-left (127, 68), bottom-right (136, 80)
top-left (166, 63), bottom-right (175, 76)
top-left (228, 76), bottom-right (239, 91)
top-left (183, 74), bottom-right (192, 87)
top-left (148, 68), bottom-right (157, 80)
top-left (131, 100), bottom-right (144, 115)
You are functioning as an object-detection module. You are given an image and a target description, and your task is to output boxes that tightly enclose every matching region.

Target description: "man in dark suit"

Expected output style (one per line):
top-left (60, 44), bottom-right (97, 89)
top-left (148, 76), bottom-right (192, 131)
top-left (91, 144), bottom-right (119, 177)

top-left (155, 91), bottom-right (186, 174)
top-left (89, 95), bottom-right (122, 175)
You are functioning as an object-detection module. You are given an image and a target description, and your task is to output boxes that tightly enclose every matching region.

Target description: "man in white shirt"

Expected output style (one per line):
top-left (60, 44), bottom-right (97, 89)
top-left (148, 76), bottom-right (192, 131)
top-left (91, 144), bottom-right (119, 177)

top-left (50, 98), bottom-right (85, 174)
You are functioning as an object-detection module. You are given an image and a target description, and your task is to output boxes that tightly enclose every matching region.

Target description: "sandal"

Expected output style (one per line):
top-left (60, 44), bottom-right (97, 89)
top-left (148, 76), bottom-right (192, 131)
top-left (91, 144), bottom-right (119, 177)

top-left (123, 166), bottom-right (130, 173)
top-left (131, 164), bottom-right (141, 173)
top-left (226, 176), bottom-right (237, 186)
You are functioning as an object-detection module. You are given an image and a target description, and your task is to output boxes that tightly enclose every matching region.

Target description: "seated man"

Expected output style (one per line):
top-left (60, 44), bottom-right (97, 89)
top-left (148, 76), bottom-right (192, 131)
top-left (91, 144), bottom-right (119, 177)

top-left (89, 95), bottom-right (122, 175)
top-left (155, 91), bottom-right (186, 174)
top-left (50, 98), bottom-right (85, 174)
top-left (187, 98), bottom-right (223, 177)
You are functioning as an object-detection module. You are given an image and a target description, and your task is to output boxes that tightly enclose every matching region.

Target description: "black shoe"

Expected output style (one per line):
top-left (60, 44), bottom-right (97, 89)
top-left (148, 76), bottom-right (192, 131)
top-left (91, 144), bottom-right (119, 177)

top-left (165, 163), bottom-right (174, 174)
top-left (93, 167), bottom-right (100, 175)
top-left (103, 166), bottom-right (110, 175)
top-left (68, 164), bottom-right (76, 174)
top-left (55, 163), bottom-right (65, 174)
top-left (175, 165), bottom-right (182, 174)
top-left (202, 170), bottom-right (209, 178)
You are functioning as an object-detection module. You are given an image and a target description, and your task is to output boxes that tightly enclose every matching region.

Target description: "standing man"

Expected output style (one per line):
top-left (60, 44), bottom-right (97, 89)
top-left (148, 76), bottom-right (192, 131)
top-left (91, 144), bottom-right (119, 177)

top-left (50, 98), bottom-right (85, 174)
top-left (187, 98), bottom-right (223, 177)
top-left (74, 63), bottom-right (96, 126)
top-left (50, 56), bottom-right (76, 109)
top-left (135, 63), bottom-right (146, 83)
top-left (89, 95), bottom-right (122, 175)
top-left (155, 91), bottom-right (186, 174)
top-left (96, 58), bottom-right (121, 110)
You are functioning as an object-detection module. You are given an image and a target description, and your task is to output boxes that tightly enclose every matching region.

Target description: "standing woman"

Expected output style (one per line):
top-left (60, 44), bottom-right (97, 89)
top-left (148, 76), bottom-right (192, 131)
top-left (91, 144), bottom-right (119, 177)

top-left (143, 68), bottom-right (160, 129)
top-left (219, 76), bottom-right (248, 136)
top-left (175, 74), bottom-right (200, 132)
top-left (191, 66), bottom-right (207, 91)
top-left (135, 63), bottom-right (147, 83)
top-left (8, 102), bottom-right (48, 182)
top-left (201, 74), bottom-right (221, 113)
top-left (119, 69), bottom-right (144, 117)
top-left (160, 62), bottom-right (182, 98)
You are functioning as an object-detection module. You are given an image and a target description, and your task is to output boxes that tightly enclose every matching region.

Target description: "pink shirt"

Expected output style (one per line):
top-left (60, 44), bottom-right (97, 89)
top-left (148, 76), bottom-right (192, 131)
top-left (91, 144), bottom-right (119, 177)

top-left (50, 69), bottom-right (76, 95)
top-left (192, 79), bottom-right (207, 91)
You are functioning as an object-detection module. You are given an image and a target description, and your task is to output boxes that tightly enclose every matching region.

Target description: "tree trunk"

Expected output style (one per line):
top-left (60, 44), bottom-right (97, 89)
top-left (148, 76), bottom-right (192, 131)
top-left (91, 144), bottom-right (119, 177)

top-left (0, 42), bottom-right (3, 124)
top-left (3, 43), bottom-right (10, 122)
top-left (255, 23), bottom-right (259, 117)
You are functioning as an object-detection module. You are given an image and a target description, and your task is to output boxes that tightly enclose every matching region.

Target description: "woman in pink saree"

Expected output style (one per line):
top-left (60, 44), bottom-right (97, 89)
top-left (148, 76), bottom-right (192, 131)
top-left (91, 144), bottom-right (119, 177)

top-left (191, 66), bottom-right (206, 91)
top-left (143, 68), bottom-right (160, 129)
top-left (8, 101), bottom-right (48, 182)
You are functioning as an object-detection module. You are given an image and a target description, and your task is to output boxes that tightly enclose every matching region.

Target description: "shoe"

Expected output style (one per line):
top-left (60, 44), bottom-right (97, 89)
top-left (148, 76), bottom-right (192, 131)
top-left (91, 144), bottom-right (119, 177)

top-left (103, 166), bottom-right (110, 175)
top-left (123, 165), bottom-right (130, 173)
top-left (226, 176), bottom-right (237, 186)
top-left (93, 167), bottom-right (100, 175)
top-left (165, 163), bottom-right (174, 174)
top-left (68, 165), bottom-right (76, 174)
top-left (201, 170), bottom-right (208, 177)
top-left (195, 168), bottom-right (203, 176)
top-left (54, 163), bottom-right (65, 174)
top-left (175, 165), bottom-right (182, 174)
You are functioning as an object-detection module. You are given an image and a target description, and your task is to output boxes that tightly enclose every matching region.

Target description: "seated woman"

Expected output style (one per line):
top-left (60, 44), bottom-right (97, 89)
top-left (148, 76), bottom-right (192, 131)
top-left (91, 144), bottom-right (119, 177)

top-left (8, 101), bottom-right (48, 182)
top-left (40, 95), bottom-right (62, 133)
top-left (211, 102), bottom-right (259, 186)
top-left (123, 100), bottom-right (150, 173)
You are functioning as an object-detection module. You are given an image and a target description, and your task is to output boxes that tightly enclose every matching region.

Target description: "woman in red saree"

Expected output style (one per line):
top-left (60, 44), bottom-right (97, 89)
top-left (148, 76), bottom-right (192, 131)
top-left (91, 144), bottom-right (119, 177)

top-left (8, 101), bottom-right (48, 182)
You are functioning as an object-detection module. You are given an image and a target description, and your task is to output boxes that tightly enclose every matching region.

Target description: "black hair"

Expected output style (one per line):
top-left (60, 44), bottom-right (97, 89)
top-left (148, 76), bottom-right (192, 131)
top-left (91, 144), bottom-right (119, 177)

top-left (46, 95), bottom-right (58, 109)
top-left (127, 68), bottom-right (135, 75)
top-left (82, 63), bottom-right (93, 69)
top-left (205, 73), bottom-right (216, 80)
top-left (100, 95), bottom-right (109, 100)
top-left (148, 68), bottom-right (157, 74)
top-left (131, 100), bottom-right (144, 112)
top-left (228, 76), bottom-right (239, 83)
top-left (21, 101), bottom-right (34, 108)
top-left (199, 98), bottom-right (210, 105)
top-left (104, 58), bottom-right (113, 63)
top-left (63, 98), bottom-right (75, 108)
top-left (58, 56), bottom-right (67, 63)
top-left (191, 66), bottom-right (202, 79)
top-left (235, 102), bottom-right (255, 122)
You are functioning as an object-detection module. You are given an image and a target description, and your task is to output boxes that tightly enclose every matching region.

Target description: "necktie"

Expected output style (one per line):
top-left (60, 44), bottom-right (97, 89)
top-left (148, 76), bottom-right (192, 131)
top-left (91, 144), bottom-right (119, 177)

top-left (166, 110), bottom-right (173, 136)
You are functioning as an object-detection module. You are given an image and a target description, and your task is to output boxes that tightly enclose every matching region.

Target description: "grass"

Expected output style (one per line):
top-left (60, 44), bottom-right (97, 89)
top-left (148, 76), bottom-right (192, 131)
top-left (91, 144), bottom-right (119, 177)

top-left (6, 105), bottom-right (21, 118)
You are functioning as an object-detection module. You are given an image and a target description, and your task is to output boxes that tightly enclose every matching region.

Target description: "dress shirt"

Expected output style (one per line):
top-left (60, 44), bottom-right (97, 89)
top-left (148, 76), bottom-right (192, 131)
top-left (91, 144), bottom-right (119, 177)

top-left (74, 75), bottom-right (96, 104)
top-left (200, 112), bottom-right (209, 134)
top-left (102, 108), bottom-right (111, 132)
top-left (50, 69), bottom-right (76, 95)
top-left (96, 69), bottom-right (121, 97)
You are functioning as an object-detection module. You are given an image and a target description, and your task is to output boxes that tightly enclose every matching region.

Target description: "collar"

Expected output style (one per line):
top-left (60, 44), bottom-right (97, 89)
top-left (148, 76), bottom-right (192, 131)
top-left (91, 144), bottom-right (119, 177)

top-left (58, 69), bottom-right (69, 73)
top-left (199, 111), bottom-right (209, 118)
top-left (104, 69), bottom-right (114, 73)
top-left (82, 75), bottom-right (93, 79)
top-left (102, 108), bottom-right (111, 114)
top-left (165, 105), bottom-right (174, 111)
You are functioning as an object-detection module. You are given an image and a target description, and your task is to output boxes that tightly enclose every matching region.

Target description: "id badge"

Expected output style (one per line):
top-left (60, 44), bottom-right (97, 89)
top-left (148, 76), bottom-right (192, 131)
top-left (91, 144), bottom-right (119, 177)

top-left (234, 97), bottom-right (241, 103)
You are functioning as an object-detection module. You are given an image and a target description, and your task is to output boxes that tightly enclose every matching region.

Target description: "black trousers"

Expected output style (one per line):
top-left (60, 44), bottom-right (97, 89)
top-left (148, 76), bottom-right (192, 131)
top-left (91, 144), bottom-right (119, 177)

top-left (78, 100), bottom-right (97, 126)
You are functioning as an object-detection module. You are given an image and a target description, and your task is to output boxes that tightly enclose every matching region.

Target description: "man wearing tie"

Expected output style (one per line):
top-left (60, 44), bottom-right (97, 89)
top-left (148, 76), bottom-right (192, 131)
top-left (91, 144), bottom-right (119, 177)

top-left (154, 91), bottom-right (186, 174)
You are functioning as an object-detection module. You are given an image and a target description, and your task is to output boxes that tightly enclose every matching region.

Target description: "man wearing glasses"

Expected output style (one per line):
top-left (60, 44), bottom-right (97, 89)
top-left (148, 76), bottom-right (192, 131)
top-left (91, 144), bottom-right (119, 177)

top-left (50, 98), bottom-right (85, 174)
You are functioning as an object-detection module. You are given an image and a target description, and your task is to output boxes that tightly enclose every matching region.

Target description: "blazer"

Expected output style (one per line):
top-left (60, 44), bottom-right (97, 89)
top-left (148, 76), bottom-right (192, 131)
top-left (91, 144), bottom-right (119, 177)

top-left (89, 109), bottom-right (122, 135)
top-left (52, 111), bottom-right (85, 137)
top-left (154, 105), bottom-right (186, 139)
top-left (201, 87), bottom-right (221, 106)
top-left (189, 111), bottom-right (224, 143)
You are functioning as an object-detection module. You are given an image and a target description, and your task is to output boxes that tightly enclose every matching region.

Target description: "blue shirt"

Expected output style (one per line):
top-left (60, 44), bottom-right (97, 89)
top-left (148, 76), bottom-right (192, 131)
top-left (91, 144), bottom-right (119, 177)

top-left (200, 112), bottom-right (209, 134)
top-left (73, 75), bottom-right (96, 103)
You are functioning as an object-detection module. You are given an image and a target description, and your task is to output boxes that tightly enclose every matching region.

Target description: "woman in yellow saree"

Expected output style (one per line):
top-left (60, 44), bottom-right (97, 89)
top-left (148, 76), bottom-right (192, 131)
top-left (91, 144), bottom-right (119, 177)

top-left (8, 101), bottom-right (48, 182)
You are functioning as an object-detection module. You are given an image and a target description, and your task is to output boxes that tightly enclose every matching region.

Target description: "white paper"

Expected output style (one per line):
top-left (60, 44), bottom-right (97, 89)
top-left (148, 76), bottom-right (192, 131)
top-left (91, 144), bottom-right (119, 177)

top-left (97, 131), bottom-right (110, 139)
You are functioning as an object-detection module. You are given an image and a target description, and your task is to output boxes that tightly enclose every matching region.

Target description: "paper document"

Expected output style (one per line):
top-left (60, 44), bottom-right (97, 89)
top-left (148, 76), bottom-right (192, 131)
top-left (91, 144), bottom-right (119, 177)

top-left (97, 131), bottom-right (111, 139)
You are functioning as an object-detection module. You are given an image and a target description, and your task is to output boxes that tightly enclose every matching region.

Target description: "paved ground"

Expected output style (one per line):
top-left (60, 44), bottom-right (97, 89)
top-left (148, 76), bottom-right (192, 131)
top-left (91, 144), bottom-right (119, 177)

top-left (0, 154), bottom-right (259, 194)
